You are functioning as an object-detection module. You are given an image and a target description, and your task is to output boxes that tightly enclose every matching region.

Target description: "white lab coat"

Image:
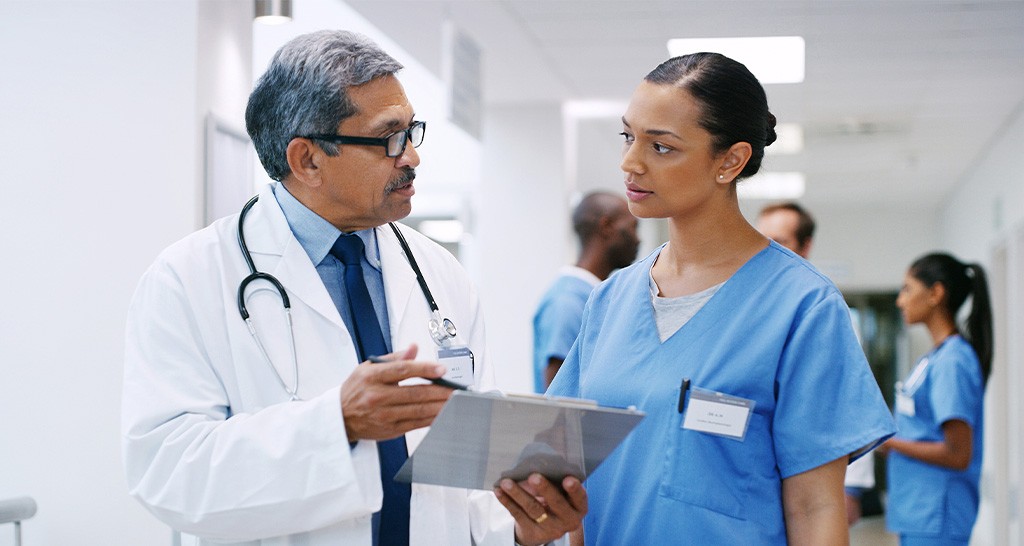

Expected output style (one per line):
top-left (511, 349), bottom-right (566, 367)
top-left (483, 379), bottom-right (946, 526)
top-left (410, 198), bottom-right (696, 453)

top-left (122, 184), bottom-right (516, 545)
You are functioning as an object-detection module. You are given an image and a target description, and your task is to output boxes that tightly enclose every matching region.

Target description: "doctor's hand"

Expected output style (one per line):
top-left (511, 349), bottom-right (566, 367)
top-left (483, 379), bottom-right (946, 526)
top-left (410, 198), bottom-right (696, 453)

top-left (340, 344), bottom-right (454, 442)
top-left (494, 473), bottom-right (588, 546)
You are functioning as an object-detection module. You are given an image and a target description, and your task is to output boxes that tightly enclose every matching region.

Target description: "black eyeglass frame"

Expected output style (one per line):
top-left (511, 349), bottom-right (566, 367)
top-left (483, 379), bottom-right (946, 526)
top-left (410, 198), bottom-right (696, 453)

top-left (301, 120), bottom-right (426, 158)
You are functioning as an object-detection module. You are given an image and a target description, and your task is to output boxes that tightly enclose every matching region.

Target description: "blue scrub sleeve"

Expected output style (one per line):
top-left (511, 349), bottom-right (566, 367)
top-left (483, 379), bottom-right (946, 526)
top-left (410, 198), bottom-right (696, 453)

top-left (535, 292), bottom-right (586, 363)
top-left (546, 343), bottom-right (580, 397)
top-left (546, 306), bottom-right (586, 398)
top-left (773, 291), bottom-right (895, 478)
top-left (927, 349), bottom-right (983, 429)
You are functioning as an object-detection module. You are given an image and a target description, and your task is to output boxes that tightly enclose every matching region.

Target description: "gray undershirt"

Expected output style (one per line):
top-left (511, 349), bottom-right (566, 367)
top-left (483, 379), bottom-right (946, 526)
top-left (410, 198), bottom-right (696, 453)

top-left (649, 269), bottom-right (725, 342)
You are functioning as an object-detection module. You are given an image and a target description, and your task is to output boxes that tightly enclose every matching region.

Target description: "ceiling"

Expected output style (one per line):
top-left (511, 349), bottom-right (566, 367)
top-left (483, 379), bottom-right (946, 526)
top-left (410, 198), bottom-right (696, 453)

top-left (346, 0), bottom-right (1024, 210)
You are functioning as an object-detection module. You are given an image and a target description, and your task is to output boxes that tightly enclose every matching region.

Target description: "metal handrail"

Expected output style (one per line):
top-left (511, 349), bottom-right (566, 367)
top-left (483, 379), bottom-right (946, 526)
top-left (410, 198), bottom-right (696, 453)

top-left (0, 497), bottom-right (37, 546)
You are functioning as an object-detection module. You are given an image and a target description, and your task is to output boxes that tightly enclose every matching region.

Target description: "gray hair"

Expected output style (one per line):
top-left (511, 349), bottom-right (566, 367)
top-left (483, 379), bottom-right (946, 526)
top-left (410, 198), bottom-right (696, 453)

top-left (245, 30), bottom-right (403, 181)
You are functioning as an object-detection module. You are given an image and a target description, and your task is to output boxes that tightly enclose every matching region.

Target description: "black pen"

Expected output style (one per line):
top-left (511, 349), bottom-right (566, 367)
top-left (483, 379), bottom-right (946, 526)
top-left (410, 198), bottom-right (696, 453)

top-left (677, 378), bottom-right (690, 413)
top-left (368, 355), bottom-right (469, 390)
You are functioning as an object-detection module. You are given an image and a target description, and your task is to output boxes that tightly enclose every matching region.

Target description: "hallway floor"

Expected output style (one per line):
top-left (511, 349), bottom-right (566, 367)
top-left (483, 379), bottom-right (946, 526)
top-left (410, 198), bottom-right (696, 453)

top-left (851, 515), bottom-right (898, 546)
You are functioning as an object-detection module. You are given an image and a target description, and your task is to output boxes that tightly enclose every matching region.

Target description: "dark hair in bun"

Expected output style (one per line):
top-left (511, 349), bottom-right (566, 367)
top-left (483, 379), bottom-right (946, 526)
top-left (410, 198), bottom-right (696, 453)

top-left (766, 113), bottom-right (778, 147)
top-left (645, 52), bottom-right (775, 179)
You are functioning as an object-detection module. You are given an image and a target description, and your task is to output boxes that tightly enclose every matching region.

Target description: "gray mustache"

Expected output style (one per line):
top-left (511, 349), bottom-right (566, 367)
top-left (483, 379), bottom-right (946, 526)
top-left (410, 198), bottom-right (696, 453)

top-left (385, 169), bottom-right (416, 193)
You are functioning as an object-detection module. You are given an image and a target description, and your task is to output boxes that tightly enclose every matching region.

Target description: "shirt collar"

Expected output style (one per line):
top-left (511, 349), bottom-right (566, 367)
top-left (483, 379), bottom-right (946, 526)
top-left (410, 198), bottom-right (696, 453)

top-left (272, 183), bottom-right (382, 270)
top-left (559, 265), bottom-right (602, 287)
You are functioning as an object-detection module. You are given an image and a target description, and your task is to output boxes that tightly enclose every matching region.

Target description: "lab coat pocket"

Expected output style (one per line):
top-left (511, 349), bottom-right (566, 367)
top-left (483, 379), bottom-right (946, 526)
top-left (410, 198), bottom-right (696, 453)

top-left (658, 405), bottom-right (762, 520)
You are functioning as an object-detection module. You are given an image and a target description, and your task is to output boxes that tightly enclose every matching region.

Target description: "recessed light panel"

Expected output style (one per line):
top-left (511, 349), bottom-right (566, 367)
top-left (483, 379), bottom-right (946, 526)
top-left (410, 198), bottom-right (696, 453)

top-left (666, 36), bottom-right (805, 84)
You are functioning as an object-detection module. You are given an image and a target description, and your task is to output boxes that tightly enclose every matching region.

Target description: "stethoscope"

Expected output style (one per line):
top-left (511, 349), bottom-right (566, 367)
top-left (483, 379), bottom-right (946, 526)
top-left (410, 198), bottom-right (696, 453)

top-left (235, 195), bottom-right (458, 400)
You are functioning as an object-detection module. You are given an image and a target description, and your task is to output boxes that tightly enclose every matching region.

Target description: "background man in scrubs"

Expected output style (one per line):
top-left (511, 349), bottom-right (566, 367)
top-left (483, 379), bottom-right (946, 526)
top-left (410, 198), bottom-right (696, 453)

top-left (756, 201), bottom-right (877, 526)
top-left (532, 192), bottom-right (639, 391)
top-left (122, 30), bottom-right (585, 546)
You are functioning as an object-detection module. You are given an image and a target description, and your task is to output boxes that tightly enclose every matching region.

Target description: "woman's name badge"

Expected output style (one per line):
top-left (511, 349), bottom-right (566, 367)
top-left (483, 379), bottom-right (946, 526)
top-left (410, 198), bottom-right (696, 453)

top-left (682, 389), bottom-right (755, 441)
top-left (437, 346), bottom-right (474, 385)
top-left (896, 391), bottom-right (916, 416)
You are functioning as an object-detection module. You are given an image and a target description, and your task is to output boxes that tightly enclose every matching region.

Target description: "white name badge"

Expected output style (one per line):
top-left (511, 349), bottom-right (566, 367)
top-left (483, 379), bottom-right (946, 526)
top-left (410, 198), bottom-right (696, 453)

top-left (896, 391), bottom-right (916, 416)
top-left (682, 389), bottom-right (755, 441)
top-left (437, 346), bottom-right (474, 386)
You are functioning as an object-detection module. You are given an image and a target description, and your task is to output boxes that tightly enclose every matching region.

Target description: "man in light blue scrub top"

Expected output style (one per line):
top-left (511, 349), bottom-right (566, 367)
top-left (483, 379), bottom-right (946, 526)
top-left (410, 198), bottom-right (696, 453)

top-left (532, 192), bottom-right (638, 392)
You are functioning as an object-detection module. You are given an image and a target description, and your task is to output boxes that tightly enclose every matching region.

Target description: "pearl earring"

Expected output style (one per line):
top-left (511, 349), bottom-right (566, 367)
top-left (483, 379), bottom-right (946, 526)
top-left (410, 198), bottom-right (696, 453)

top-left (719, 174), bottom-right (724, 180)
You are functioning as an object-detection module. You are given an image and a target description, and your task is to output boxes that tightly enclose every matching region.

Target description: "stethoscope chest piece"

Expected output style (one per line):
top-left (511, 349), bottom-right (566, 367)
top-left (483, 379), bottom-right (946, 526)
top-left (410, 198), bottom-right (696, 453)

top-left (429, 316), bottom-right (457, 346)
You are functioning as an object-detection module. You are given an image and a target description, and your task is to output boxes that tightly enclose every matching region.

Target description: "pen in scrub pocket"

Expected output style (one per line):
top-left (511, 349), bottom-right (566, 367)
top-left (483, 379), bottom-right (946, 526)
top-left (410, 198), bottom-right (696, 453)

top-left (678, 378), bottom-right (690, 413)
top-left (368, 355), bottom-right (469, 390)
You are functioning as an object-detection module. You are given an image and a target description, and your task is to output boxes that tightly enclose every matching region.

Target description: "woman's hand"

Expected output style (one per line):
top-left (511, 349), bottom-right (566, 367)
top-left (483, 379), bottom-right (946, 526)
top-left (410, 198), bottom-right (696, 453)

top-left (494, 473), bottom-right (588, 546)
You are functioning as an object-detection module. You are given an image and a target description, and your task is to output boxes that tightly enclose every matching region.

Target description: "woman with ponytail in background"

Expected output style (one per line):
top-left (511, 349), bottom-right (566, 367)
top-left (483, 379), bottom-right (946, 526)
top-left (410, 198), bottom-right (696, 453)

top-left (545, 51), bottom-right (895, 545)
top-left (884, 253), bottom-right (993, 546)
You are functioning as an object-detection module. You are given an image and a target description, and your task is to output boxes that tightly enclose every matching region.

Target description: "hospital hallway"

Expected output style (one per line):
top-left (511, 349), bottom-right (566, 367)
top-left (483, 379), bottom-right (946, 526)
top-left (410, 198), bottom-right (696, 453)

top-left (851, 516), bottom-right (898, 546)
top-left (3, 1), bottom-right (1024, 544)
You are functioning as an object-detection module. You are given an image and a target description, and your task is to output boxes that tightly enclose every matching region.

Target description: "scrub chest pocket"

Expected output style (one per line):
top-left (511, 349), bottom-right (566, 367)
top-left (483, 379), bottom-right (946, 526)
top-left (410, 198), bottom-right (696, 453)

top-left (659, 396), bottom-right (770, 521)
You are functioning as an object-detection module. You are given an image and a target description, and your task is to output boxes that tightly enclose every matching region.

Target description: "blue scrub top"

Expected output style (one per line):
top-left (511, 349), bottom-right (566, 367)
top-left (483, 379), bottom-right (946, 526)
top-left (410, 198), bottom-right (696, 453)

top-left (532, 272), bottom-right (596, 393)
top-left (548, 242), bottom-right (896, 545)
top-left (886, 335), bottom-right (984, 540)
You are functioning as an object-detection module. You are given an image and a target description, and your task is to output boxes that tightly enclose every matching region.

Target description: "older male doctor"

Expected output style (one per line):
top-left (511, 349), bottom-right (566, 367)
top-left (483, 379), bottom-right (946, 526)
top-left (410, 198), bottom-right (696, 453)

top-left (122, 30), bottom-right (585, 546)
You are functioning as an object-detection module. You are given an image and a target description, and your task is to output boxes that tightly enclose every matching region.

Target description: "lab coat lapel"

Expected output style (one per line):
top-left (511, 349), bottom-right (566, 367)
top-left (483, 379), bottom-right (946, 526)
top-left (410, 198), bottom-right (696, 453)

top-left (377, 223), bottom-right (433, 453)
top-left (377, 223), bottom-right (419, 346)
top-left (244, 184), bottom-right (345, 330)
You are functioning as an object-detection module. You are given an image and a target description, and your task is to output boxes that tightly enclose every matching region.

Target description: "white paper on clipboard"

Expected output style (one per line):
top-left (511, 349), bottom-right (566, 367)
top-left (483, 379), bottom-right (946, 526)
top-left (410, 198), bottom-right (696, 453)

top-left (394, 390), bottom-right (645, 490)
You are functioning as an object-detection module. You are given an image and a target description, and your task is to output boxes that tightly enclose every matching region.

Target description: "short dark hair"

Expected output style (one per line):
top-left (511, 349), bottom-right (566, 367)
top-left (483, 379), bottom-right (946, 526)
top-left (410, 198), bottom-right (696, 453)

top-left (760, 202), bottom-right (816, 247)
top-left (644, 52), bottom-right (777, 180)
top-left (572, 191), bottom-right (621, 246)
top-left (245, 30), bottom-right (403, 181)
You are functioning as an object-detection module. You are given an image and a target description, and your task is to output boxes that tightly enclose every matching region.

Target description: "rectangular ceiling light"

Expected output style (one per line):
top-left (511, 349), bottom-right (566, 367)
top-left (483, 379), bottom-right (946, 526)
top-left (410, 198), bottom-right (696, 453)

top-left (563, 100), bottom-right (631, 120)
top-left (666, 36), bottom-right (805, 84)
top-left (737, 172), bottom-right (806, 200)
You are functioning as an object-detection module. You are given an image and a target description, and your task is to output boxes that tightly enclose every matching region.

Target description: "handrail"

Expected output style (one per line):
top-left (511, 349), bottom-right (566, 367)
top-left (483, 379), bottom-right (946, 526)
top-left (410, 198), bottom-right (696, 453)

top-left (0, 497), bottom-right (36, 525)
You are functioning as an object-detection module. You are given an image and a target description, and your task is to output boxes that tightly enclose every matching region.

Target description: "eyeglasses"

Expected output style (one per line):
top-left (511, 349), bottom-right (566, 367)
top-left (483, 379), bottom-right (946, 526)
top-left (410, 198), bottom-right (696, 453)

top-left (302, 121), bottom-right (426, 158)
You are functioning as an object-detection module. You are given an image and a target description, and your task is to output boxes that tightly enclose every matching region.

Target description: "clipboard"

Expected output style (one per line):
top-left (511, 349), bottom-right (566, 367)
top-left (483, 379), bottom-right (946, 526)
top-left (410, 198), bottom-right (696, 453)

top-left (394, 390), bottom-right (645, 491)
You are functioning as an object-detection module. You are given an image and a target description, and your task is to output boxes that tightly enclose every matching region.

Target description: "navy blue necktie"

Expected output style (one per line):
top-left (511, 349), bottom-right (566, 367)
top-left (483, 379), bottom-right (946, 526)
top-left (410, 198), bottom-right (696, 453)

top-left (330, 234), bottom-right (410, 546)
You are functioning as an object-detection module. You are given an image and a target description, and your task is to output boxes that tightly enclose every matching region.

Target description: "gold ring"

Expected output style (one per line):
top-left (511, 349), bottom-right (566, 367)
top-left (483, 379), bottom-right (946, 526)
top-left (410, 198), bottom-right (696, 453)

top-left (533, 512), bottom-right (548, 524)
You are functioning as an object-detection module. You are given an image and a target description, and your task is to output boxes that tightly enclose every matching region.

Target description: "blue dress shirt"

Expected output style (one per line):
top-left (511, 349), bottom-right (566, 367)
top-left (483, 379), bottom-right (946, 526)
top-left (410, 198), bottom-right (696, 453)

top-left (273, 183), bottom-right (393, 353)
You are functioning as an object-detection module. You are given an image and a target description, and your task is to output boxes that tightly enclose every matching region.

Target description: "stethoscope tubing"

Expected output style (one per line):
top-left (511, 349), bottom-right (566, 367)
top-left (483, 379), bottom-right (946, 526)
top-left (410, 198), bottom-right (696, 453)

top-left (235, 194), bottom-right (457, 400)
top-left (387, 222), bottom-right (440, 313)
top-left (237, 195), bottom-right (291, 320)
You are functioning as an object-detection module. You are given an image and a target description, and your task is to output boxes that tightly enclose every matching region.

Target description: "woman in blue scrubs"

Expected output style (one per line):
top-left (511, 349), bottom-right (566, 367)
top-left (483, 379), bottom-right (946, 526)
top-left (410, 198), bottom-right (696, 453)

top-left (546, 52), bottom-right (896, 545)
top-left (883, 253), bottom-right (992, 545)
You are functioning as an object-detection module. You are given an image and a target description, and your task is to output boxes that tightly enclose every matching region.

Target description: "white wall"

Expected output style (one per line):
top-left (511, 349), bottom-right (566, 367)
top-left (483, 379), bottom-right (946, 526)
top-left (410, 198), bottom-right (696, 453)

top-left (940, 102), bottom-right (1024, 257)
top-left (0, 1), bottom-right (251, 544)
top-left (477, 103), bottom-right (568, 393)
top-left (939, 101), bottom-right (1024, 546)
top-left (197, 0), bottom-right (256, 223)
